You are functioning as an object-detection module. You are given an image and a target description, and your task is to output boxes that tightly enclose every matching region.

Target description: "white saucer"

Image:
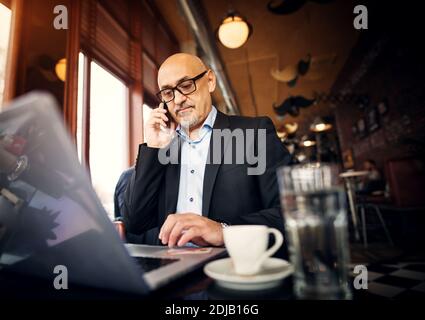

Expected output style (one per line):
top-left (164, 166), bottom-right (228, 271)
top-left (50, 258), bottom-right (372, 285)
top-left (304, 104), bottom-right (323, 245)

top-left (204, 258), bottom-right (293, 291)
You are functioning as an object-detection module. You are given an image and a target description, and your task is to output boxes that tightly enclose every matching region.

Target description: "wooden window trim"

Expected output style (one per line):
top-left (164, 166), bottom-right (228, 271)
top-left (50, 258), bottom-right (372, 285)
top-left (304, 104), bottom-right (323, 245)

top-left (81, 53), bottom-right (91, 171)
top-left (2, 0), bottom-right (23, 105)
top-left (63, 0), bottom-right (81, 142)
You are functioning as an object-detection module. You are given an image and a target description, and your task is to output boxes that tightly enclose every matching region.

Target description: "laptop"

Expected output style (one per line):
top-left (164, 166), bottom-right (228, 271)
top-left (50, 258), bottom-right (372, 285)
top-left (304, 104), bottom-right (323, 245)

top-left (0, 92), bottom-right (225, 294)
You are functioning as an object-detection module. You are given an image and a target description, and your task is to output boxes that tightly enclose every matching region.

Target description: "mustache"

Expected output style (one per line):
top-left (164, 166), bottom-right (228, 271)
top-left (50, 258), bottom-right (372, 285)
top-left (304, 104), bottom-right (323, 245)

top-left (174, 105), bottom-right (194, 113)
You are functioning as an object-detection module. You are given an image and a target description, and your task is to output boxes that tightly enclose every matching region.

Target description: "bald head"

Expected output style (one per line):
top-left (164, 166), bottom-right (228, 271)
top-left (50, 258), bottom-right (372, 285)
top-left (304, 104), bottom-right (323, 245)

top-left (158, 53), bottom-right (207, 88)
top-left (156, 53), bottom-right (216, 131)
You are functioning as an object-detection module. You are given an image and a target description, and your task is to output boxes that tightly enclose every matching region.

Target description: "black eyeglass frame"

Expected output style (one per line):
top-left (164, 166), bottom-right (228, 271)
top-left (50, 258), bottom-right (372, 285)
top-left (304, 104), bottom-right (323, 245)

top-left (156, 70), bottom-right (208, 103)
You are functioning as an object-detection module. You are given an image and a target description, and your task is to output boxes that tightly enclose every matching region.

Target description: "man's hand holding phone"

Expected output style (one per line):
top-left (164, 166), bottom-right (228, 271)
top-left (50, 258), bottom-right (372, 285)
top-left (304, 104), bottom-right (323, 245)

top-left (145, 102), bottom-right (176, 148)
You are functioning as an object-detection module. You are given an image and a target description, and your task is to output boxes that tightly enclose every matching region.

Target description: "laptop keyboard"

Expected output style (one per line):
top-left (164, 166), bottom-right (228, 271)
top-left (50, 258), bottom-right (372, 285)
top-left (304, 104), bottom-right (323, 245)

top-left (133, 256), bottom-right (179, 273)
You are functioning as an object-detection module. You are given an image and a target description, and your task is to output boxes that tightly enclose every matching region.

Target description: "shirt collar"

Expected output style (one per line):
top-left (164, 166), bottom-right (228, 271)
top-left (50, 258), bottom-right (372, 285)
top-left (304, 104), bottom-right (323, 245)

top-left (176, 106), bottom-right (217, 143)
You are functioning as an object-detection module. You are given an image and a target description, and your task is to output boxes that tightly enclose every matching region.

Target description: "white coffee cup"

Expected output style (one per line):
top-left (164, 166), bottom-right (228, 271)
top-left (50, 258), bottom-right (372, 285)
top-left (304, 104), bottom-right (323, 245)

top-left (223, 225), bottom-right (284, 276)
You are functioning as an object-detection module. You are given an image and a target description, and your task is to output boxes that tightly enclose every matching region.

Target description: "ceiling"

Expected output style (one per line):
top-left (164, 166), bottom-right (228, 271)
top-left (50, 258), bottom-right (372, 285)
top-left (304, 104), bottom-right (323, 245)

top-left (154, 0), bottom-right (360, 132)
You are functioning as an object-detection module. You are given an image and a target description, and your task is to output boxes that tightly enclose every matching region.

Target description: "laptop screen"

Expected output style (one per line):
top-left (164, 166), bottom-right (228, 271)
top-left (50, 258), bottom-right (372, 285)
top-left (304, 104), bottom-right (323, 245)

top-left (0, 93), bottom-right (149, 294)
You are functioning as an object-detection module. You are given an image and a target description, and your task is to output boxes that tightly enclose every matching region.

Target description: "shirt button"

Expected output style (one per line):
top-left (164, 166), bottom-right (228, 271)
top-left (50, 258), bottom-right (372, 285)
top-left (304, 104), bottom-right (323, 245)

top-left (190, 169), bottom-right (195, 174)
top-left (189, 197), bottom-right (194, 202)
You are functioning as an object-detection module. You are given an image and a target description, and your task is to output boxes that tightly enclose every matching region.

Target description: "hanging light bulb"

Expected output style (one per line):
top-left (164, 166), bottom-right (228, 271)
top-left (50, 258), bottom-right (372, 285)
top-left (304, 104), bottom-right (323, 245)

top-left (217, 11), bottom-right (252, 49)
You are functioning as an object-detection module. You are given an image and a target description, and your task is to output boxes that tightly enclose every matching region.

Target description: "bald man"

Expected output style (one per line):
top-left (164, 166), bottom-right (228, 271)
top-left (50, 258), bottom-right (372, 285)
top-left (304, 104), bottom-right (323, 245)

top-left (124, 53), bottom-right (291, 251)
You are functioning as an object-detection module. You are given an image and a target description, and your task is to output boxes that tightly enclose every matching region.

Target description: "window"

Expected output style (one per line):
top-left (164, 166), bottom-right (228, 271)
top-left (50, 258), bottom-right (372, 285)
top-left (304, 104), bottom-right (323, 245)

top-left (142, 103), bottom-right (153, 143)
top-left (0, 2), bottom-right (12, 109)
top-left (77, 52), bottom-right (129, 219)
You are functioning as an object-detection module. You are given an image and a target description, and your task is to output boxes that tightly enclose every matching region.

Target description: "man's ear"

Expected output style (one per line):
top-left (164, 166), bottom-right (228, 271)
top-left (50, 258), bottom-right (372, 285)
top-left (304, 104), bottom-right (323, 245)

top-left (207, 70), bottom-right (216, 93)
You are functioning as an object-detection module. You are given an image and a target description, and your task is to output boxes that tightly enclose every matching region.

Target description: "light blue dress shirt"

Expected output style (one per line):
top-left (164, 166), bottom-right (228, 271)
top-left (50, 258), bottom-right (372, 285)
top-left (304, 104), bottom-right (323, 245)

top-left (175, 106), bottom-right (217, 216)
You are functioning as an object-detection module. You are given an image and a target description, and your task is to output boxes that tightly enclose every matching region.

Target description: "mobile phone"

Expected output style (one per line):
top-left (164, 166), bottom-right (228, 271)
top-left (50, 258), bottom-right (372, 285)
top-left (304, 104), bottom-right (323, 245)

top-left (162, 101), bottom-right (173, 128)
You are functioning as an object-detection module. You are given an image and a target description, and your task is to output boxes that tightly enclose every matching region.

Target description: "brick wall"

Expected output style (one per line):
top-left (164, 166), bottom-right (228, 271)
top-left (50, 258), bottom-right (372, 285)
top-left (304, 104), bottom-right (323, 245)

top-left (332, 30), bottom-right (425, 171)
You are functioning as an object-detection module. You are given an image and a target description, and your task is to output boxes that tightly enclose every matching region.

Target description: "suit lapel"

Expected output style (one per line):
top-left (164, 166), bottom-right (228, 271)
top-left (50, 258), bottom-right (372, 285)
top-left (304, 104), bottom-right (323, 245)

top-left (202, 111), bottom-right (231, 217)
top-left (164, 136), bottom-right (181, 216)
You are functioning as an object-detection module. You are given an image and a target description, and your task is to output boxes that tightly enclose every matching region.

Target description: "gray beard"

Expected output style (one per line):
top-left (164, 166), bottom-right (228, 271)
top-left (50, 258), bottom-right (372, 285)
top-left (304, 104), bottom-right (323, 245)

top-left (179, 114), bottom-right (199, 130)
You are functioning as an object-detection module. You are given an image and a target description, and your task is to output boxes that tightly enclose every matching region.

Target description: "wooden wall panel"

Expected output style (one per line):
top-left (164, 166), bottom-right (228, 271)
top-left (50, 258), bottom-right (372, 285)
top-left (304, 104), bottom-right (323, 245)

top-left (99, 0), bottom-right (130, 31)
top-left (143, 53), bottom-right (158, 96)
top-left (141, 1), bottom-right (156, 59)
top-left (157, 24), bottom-right (171, 66)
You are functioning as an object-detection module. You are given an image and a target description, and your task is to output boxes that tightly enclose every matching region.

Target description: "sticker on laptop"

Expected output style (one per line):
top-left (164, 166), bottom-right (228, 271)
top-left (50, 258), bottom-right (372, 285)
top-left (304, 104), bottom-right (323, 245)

top-left (166, 247), bottom-right (213, 255)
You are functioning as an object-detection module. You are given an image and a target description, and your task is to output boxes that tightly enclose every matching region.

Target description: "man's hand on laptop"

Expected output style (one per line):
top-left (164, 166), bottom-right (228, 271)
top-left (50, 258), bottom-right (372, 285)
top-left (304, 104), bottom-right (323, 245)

top-left (159, 213), bottom-right (224, 247)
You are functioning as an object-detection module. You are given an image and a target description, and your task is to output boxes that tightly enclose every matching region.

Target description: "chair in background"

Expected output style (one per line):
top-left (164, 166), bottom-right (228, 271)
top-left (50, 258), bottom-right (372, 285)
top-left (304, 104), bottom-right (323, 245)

top-left (357, 157), bottom-right (425, 248)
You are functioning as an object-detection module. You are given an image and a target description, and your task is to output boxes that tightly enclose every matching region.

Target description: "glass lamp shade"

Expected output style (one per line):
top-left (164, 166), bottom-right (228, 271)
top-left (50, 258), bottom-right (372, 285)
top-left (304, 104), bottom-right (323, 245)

top-left (311, 123), bottom-right (332, 132)
top-left (55, 58), bottom-right (66, 82)
top-left (310, 117), bottom-right (332, 132)
top-left (302, 140), bottom-right (316, 147)
top-left (217, 14), bottom-right (251, 49)
top-left (300, 134), bottom-right (317, 147)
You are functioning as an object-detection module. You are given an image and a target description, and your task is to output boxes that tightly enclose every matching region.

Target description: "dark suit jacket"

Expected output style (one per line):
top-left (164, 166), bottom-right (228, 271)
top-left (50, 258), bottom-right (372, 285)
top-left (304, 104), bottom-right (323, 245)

top-left (123, 111), bottom-right (291, 256)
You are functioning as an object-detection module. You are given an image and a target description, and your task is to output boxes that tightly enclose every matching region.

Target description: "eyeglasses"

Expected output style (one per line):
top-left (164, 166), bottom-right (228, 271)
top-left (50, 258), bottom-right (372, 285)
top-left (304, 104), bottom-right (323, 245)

top-left (156, 70), bottom-right (208, 103)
